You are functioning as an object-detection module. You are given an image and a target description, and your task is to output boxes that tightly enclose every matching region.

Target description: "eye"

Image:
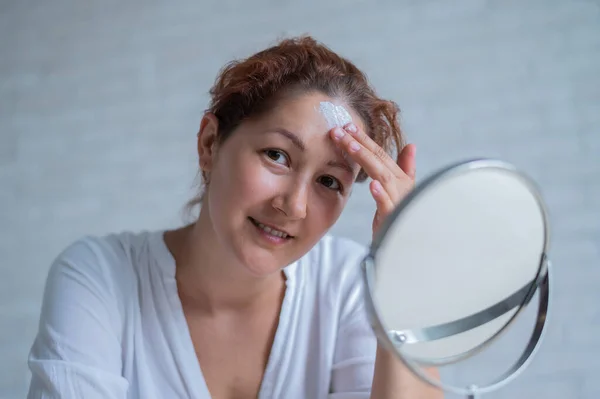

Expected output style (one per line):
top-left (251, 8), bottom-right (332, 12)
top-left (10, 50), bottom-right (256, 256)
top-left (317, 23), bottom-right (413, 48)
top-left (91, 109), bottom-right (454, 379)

top-left (318, 175), bottom-right (343, 192)
top-left (263, 149), bottom-right (290, 166)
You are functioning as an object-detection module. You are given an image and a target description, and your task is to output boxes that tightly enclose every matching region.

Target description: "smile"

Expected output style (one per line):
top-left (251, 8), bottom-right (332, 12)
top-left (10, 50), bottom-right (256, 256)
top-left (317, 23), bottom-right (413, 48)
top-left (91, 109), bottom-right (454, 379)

top-left (248, 217), bottom-right (293, 239)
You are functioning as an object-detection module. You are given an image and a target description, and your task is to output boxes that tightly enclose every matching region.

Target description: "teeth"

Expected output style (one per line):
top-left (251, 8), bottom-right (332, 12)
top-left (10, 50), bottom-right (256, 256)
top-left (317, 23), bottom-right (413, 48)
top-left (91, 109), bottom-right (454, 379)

top-left (257, 222), bottom-right (289, 238)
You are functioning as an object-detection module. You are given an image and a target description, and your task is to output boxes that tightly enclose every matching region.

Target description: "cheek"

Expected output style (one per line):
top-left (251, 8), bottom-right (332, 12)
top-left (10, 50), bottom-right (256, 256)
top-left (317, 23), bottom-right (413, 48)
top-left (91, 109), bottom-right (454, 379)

top-left (243, 164), bottom-right (281, 199)
top-left (306, 189), bottom-right (347, 229)
top-left (213, 151), bottom-right (279, 205)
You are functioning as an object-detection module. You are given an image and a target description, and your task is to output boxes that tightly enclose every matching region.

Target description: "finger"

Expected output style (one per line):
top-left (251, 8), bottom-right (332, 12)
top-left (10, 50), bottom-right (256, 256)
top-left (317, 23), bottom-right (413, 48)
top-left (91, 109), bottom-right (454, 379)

top-left (343, 123), bottom-right (404, 176)
top-left (397, 144), bottom-right (417, 180)
top-left (370, 180), bottom-right (395, 216)
top-left (330, 127), bottom-right (397, 187)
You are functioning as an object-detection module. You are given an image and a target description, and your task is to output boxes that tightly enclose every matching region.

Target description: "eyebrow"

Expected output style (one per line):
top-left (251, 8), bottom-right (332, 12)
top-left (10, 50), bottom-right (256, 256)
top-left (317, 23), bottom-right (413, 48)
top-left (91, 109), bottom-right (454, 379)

top-left (273, 128), bottom-right (306, 151)
top-left (271, 128), bottom-right (355, 175)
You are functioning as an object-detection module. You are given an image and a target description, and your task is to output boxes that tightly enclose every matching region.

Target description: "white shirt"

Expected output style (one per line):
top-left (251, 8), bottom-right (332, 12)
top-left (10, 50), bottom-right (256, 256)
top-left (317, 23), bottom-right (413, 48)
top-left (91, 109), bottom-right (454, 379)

top-left (27, 230), bottom-right (378, 399)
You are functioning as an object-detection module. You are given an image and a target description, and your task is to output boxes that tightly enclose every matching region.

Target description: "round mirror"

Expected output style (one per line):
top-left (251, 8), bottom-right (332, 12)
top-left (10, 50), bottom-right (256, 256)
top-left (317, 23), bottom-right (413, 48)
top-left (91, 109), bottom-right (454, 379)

top-left (362, 158), bottom-right (551, 398)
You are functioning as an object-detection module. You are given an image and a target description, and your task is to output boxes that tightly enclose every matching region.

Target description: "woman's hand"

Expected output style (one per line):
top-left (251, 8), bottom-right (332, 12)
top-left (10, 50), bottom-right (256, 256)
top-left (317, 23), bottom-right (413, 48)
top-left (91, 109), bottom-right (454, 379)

top-left (330, 123), bottom-right (416, 238)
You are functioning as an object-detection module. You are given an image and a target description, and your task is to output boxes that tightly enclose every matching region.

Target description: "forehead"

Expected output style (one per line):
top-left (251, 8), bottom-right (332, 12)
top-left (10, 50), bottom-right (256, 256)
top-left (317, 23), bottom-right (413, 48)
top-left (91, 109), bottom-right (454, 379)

top-left (258, 91), bottom-right (365, 135)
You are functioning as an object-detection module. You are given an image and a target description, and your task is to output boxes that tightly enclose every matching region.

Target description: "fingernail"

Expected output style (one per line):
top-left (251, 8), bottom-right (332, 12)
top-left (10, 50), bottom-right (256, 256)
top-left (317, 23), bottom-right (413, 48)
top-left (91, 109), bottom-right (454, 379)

top-left (345, 123), bottom-right (357, 133)
top-left (332, 128), bottom-right (345, 140)
top-left (349, 141), bottom-right (360, 152)
top-left (372, 181), bottom-right (381, 193)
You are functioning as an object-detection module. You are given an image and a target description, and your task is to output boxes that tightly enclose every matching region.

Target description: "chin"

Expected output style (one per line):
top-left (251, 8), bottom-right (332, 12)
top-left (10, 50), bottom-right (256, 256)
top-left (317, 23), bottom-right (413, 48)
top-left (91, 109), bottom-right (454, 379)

top-left (238, 250), bottom-right (287, 277)
top-left (234, 236), bottom-right (302, 277)
top-left (224, 216), bottom-right (298, 276)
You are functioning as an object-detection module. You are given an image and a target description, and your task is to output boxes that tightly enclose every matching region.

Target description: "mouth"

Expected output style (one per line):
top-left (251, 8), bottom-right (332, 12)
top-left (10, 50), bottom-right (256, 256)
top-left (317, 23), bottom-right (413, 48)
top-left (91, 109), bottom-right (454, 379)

top-left (248, 217), bottom-right (294, 240)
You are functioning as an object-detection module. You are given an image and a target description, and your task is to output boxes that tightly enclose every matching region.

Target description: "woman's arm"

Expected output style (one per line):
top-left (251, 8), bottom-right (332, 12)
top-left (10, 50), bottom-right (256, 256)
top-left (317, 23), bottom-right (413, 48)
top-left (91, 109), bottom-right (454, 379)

top-left (371, 345), bottom-right (443, 399)
top-left (27, 238), bottom-right (128, 399)
top-left (329, 125), bottom-right (444, 398)
top-left (327, 241), bottom-right (443, 399)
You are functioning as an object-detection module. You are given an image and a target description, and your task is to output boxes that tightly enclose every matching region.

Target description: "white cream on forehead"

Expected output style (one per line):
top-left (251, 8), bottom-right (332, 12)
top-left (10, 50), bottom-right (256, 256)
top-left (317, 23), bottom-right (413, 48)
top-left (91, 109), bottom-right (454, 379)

top-left (318, 101), bottom-right (353, 129)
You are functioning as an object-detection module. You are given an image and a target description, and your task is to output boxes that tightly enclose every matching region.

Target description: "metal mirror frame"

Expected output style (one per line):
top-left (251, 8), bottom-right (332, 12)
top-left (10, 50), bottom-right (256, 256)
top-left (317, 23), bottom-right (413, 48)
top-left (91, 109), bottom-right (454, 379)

top-left (361, 158), bottom-right (552, 398)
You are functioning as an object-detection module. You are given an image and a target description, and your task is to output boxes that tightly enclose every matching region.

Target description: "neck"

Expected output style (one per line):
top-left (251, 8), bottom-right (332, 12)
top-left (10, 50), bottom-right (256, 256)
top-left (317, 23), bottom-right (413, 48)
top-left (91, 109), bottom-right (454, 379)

top-left (166, 207), bottom-right (285, 314)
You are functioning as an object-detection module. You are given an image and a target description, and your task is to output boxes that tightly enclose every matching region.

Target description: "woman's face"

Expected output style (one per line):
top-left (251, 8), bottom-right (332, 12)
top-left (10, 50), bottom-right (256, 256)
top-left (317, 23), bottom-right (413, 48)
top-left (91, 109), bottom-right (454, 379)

top-left (198, 92), bottom-right (364, 277)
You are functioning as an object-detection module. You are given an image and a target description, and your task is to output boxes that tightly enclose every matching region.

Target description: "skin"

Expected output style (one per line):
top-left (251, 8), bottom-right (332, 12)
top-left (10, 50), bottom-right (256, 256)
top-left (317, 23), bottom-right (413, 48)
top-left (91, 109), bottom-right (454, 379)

top-left (163, 91), bottom-right (443, 398)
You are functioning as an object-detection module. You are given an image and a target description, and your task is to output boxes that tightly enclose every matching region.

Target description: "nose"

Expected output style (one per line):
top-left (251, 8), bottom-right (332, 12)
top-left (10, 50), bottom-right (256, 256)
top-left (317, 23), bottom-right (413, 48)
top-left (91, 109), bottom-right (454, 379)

top-left (272, 181), bottom-right (308, 220)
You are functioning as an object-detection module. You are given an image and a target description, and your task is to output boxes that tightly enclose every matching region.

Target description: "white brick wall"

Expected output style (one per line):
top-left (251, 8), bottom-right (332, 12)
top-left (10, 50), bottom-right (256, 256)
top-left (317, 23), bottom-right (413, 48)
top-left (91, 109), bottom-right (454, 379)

top-left (1, 0), bottom-right (598, 397)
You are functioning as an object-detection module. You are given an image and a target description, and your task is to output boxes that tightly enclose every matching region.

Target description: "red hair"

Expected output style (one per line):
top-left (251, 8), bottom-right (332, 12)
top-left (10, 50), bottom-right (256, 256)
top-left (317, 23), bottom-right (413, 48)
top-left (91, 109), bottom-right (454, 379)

top-left (188, 36), bottom-right (406, 211)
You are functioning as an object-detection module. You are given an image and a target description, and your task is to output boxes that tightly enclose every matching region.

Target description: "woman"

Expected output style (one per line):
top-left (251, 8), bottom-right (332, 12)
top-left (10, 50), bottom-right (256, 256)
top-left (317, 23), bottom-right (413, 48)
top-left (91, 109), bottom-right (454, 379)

top-left (27, 36), bottom-right (442, 398)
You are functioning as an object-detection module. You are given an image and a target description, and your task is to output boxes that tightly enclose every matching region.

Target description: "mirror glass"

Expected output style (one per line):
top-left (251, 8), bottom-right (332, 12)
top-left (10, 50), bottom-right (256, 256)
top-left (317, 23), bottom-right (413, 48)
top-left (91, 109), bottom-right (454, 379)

top-left (369, 160), bottom-right (548, 367)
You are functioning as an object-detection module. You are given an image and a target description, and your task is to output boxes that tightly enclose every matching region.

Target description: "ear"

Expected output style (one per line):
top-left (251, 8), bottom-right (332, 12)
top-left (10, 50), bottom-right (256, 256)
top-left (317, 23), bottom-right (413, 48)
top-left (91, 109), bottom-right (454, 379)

top-left (197, 113), bottom-right (220, 173)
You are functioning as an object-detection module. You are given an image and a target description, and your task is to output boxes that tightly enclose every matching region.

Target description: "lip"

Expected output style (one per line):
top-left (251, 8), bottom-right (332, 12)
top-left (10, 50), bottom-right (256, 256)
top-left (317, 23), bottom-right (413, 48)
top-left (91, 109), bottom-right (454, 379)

top-left (248, 217), bottom-right (295, 238)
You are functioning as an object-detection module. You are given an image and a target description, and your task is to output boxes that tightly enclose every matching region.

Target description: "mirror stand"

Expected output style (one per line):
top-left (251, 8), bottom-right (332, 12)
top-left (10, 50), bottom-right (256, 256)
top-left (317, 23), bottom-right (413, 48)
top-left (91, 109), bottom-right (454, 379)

top-left (362, 246), bottom-right (552, 399)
